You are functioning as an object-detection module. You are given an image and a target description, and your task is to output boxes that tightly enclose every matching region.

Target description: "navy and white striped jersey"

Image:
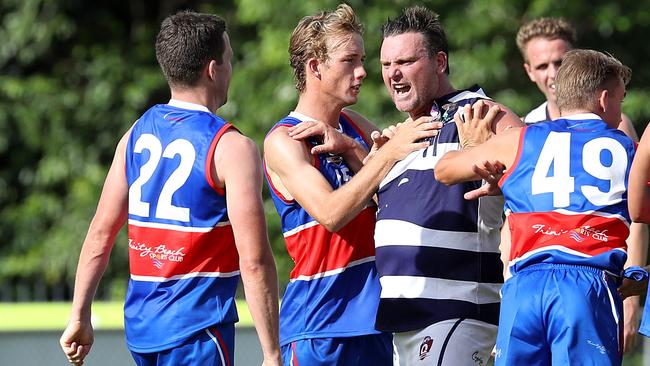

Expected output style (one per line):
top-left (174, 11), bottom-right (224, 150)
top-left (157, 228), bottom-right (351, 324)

top-left (374, 86), bottom-right (504, 332)
top-left (523, 101), bottom-right (550, 124)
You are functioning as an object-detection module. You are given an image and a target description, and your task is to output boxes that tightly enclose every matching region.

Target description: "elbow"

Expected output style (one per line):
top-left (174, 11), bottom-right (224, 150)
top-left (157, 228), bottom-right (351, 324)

top-left (307, 203), bottom-right (346, 233)
top-left (629, 197), bottom-right (650, 224)
top-left (240, 253), bottom-right (276, 278)
top-left (434, 162), bottom-right (454, 186)
top-left (630, 211), bottom-right (650, 225)
top-left (310, 207), bottom-right (348, 232)
top-left (320, 217), bottom-right (345, 233)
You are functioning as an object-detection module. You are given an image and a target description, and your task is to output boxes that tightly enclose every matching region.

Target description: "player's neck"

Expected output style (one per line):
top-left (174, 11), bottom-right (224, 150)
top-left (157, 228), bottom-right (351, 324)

top-left (435, 78), bottom-right (456, 100)
top-left (170, 87), bottom-right (222, 114)
top-left (546, 99), bottom-right (561, 120)
top-left (295, 91), bottom-right (345, 128)
top-left (559, 108), bottom-right (600, 119)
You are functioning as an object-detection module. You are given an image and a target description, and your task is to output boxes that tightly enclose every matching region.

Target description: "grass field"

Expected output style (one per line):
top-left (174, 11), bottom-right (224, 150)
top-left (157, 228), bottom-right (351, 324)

top-left (0, 302), bottom-right (646, 365)
top-left (0, 300), bottom-right (254, 331)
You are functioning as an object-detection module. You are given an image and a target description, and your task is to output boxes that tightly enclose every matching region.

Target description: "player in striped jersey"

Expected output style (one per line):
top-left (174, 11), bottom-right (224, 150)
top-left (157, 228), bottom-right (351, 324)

top-left (516, 18), bottom-right (647, 352)
top-left (264, 4), bottom-right (439, 366)
top-left (376, 7), bottom-right (523, 366)
top-left (436, 49), bottom-right (635, 366)
top-left (60, 11), bottom-right (282, 366)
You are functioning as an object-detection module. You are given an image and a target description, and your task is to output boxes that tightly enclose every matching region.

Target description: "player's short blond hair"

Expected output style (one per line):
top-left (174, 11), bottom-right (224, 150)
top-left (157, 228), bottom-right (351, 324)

top-left (289, 3), bottom-right (363, 93)
top-left (516, 18), bottom-right (576, 62)
top-left (556, 49), bottom-right (631, 113)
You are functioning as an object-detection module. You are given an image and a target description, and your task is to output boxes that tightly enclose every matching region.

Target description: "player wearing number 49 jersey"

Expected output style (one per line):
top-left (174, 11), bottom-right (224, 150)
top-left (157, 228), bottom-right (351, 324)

top-left (436, 49), bottom-right (637, 366)
top-left (500, 117), bottom-right (632, 274)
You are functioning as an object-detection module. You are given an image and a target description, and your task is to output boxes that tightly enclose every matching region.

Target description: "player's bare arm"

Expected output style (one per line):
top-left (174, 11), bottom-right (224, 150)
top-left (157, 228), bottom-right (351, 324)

top-left (484, 100), bottom-right (525, 133)
top-left (621, 221), bottom-right (648, 353)
top-left (214, 129), bottom-right (282, 365)
top-left (435, 128), bottom-right (521, 186)
top-left (620, 114), bottom-right (648, 352)
top-left (265, 119), bottom-right (437, 232)
top-left (629, 126), bottom-right (650, 223)
top-left (621, 125), bottom-right (650, 352)
top-left (287, 119), bottom-right (369, 173)
top-left (618, 113), bottom-right (639, 141)
top-left (287, 109), bottom-right (381, 173)
top-left (338, 108), bottom-right (383, 171)
top-left (60, 129), bottom-right (131, 366)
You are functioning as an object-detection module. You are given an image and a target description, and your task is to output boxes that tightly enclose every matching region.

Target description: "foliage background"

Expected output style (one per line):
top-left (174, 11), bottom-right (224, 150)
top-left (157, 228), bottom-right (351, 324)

top-left (1, 0), bottom-right (649, 300)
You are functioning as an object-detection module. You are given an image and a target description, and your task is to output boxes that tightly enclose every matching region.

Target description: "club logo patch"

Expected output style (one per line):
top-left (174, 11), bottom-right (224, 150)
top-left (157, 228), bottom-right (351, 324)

top-left (419, 336), bottom-right (434, 360)
top-left (472, 351), bottom-right (485, 365)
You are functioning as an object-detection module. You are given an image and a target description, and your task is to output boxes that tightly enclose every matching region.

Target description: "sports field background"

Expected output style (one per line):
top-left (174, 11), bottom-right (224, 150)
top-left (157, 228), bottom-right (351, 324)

top-left (0, 301), bottom-right (254, 331)
top-left (0, 302), bottom-right (647, 365)
top-left (0, 301), bottom-right (261, 366)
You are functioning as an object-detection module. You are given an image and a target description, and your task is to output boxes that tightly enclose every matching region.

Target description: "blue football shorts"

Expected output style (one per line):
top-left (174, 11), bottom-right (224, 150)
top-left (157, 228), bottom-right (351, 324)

top-left (130, 323), bottom-right (235, 366)
top-left (282, 333), bottom-right (392, 366)
top-left (495, 263), bottom-right (622, 366)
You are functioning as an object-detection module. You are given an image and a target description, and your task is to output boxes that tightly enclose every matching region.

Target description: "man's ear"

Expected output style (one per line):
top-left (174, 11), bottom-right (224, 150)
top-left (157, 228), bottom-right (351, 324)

top-left (435, 51), bottom-right (448, 74)
top-left (307, 58), bottom-right (321, 79)
top-left (597, 89), bottom-right (609, 113)
top-left (523, 62), bottom-right (535, 82)
top-left (206, 60), bottom-right (218, 81)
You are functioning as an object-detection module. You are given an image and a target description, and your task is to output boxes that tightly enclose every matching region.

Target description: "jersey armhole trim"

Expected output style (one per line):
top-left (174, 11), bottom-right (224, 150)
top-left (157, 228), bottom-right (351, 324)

top-left (341, 111), bottom-right (371, 150)
top-left (263, 160), bottom-right (294, 204)
top-left (499, 126), bottom-right (527, 187)
top-left (206, 122), bottom-right (239, 196)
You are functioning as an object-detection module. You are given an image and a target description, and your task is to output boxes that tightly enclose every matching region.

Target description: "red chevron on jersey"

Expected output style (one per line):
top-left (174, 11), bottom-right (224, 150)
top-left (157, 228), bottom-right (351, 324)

top-left (508, 210), bottom-right (628, 262)
top-left (286, 207), bottom-right (376, 280)
top-left (128, 221), bottom-right (239, 280)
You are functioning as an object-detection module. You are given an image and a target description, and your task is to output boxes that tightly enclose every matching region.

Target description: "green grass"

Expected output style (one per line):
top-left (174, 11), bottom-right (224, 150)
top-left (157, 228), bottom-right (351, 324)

top-left (0, 300), bottom-right (253, 331)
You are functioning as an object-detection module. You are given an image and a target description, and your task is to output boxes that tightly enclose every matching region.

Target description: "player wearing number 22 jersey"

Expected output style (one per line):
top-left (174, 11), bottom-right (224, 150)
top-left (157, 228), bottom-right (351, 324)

top-left (496, 114), bottom-right (635, 365)
top-left (125, 100), bottom-right (239, 353)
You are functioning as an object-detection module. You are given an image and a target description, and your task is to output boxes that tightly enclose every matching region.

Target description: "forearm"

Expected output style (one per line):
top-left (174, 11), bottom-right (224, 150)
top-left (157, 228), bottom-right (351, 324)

top-left (314, 148), bottom-right (398, 232)
top-left (435, 150), bottom-right (480, 185)
top-left (240, 254), bottom-right (281, 361)
top-left (340, 139), bottom-right (368, 173)
top-left (69, 225), bottom-right (117, 321)
top-left (437, 128), bottom-right (519, 186)
top-left (626, 223), bottom-right (648, 268)
top-left (629, 151), bottom-right (650, 223)
top-left (629, 178), bottom-right (650, 223)
top-left (622, 222), bottom-right (648, 326)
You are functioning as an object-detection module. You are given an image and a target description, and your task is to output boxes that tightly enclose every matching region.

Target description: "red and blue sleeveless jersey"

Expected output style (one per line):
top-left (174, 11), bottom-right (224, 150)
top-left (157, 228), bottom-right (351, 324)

top-left (124, 100), bottom-right (239, 352)
top-left (500, 113), bottom-right (635, 276)
top-left (265, 111), bottom-right (383, 346)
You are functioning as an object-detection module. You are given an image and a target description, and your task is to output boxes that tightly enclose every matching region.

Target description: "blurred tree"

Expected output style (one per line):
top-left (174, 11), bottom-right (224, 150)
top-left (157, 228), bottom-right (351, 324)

top-left (0, 0), bottom-right (648, 299)
top-left (0, 0), bottom-right (174, 297)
